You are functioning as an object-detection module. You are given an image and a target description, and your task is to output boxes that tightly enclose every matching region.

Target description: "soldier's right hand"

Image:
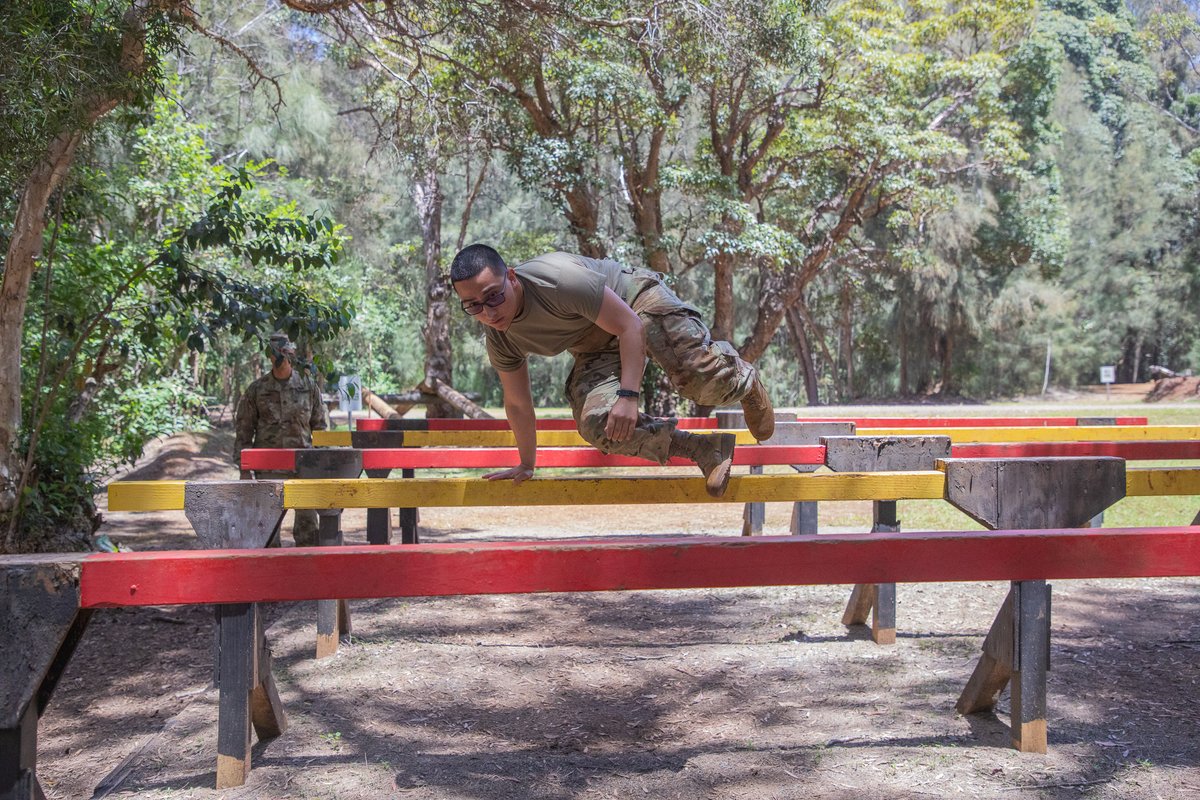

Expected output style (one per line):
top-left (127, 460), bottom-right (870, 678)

top-left (483, 464), bottom-right (534, 485)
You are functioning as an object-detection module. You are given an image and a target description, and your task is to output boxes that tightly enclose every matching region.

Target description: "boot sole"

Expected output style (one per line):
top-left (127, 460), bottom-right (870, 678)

top-left (705, 434), bottom-right (736, 498)
top-left (705, 457), bottom-right (733, 498)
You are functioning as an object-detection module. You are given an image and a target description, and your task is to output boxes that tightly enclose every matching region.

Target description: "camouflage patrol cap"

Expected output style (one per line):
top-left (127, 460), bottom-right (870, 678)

top-left (267, 331), bottom-right (296, 357)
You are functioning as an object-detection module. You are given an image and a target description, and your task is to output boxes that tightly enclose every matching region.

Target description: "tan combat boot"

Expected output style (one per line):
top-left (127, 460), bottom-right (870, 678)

top-left (741, 377), bottom-right (775, 442)
top-left (670, 430), bottom-right (736, 498)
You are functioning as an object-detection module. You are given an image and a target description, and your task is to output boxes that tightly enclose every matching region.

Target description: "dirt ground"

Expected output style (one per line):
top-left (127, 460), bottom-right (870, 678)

top-left (32, 420), bottom-right (1200, 800)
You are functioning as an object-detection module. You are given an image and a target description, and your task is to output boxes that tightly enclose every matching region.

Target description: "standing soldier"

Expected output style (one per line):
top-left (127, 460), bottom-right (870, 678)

top-left (233, 332), bottom-right (326, 546)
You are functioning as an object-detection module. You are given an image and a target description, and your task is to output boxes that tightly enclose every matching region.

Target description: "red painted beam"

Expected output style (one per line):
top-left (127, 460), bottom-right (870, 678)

top-left (354, 416), bottom-right (1149, 431)
top-left (242, 445), bottom-right (827, 471)
top-left (952, 441), bottom-right (1200, 460)
top-left (79, 527), bottom-right (1200, 608)
top-left (241, 449), bottom-right (297, 471)
top-left (354, 417), bottom-right (717, 431)
top-left (243, 438), bottom-right (1197, 472)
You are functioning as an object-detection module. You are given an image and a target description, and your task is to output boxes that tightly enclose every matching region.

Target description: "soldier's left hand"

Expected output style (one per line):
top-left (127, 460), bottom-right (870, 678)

top-left (606, 396), bottom-right (639, 442)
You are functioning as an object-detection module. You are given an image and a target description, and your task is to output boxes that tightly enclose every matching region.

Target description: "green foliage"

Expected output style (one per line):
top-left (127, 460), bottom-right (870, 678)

top-left (0, 0), bottom-right (181, 194)
top-left (13, 94), bottom-right (353, 546)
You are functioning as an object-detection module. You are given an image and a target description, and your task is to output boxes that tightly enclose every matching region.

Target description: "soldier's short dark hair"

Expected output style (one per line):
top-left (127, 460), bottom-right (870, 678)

top-left (450, 244), bottom-right (506, 283)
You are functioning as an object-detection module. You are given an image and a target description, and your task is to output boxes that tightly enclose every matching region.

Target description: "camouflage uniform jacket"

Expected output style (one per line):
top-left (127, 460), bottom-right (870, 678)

top-left (233, 370), bottom-right (326, 459)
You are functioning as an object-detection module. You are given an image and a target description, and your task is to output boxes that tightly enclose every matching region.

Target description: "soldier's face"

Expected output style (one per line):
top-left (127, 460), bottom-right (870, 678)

top-left (455, 267), bottom-right (517, 332)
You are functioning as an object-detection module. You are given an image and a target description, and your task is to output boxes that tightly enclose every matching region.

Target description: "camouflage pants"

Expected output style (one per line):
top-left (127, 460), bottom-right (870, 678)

top-left (566, 274), bottom-right (757, 463)
top-left (287, 509), bottom-right (320, 547)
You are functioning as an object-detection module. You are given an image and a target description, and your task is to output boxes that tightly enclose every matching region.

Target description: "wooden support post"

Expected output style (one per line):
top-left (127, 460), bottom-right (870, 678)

top-left (1010, 580), bottom-right (1051, 753)
top-left (945, 457), bottom-right (1123, 754)
top-left (350, 433), bottom-right (418, 545)
top-left (957, 589), bottom-right (1015, 715)
top-left (825, 436), bottom-right (951, 645)
top-left (763, 421), bottom-right (857, 536)
top-left (954, 582), bottom-right (1051, 752)
top-left (296, 450), bottom-right (361, 659)
top-left (184, 482), bottom-right (287, 788)
top-left (399, 468), bottom-right (420, 544)
top-left (789, 498), bottom-right (818, 535)
top-left (869, 501), bottom-right (900, 644)
top-left (741, 465), bottom-right (765, 536)
top-left (0, 703), bottom-right (42, 800)
top-left (1079, 418), bottom-right (1111, 528)
top-left (1, 556), bottom-right (87, 800)
top-left (249, 603), bottom-right (285, 740)
top-left (315, 511), bottom-right (349, 658)
top-left (215, 602), bottom-right (253, 789)
top-left (364, 468), bottom-right (393, 544)
top-left (838, 502), bottom-right (900, 641)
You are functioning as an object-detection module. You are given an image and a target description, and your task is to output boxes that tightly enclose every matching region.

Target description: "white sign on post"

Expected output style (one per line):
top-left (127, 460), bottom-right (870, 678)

top-left (338, 375), bottom-right (362, 413)
top-left (1099, 366), bottom-right (1116, 384)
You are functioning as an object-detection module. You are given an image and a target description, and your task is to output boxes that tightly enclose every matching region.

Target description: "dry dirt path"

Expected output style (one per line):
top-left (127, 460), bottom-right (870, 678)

top-left (31, 426), bottom-right (1200, 799)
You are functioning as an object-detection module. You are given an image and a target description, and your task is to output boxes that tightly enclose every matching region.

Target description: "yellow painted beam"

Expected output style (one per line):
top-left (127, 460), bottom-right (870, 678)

top-left (862, 425), bottom-right (1200, 443)
top-left (1127, 467), bottom-right (1200, 497)
top-left (104, 465), bottom-right (1200, 514)
top-left (106, 472), bottom-right (947, 512)
top-left (283, 471), bottom-right (947, 508)
top-left (108, 480), bottom-right (186, 512)
top-left (313, 429), bottom-right (762, 447)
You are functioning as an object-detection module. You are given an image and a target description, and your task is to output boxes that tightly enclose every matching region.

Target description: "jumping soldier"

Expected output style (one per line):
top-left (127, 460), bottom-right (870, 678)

top-left (450, 245), bottom-right (774, 498)
top-left (233, 332), bottom-right (327, 545)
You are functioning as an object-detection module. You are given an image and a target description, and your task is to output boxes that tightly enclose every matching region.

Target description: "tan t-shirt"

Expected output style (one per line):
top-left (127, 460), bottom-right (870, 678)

top-left (485, 252), bottom-right (638, 372)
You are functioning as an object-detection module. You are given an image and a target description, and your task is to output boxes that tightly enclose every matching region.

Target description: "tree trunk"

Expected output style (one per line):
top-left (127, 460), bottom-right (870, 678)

top-left (565, 187), bottom-right (605, 258)
top-left (939, 332), bottom-right (955, 395)
top-left (1131, 332), bottom-right (1144, 384)
top-left (413, 165), bottom-right (459, 419)
top-left (785, 306), bottom-right (819, 405)
top-left (840, 281), bottom-right (854, 399)
top-left (711, 251), bottom-right (735, 344)
top-left (898, 318), bottom-right (909, 396)
top-left (0, 130), bottom-right (87, 514)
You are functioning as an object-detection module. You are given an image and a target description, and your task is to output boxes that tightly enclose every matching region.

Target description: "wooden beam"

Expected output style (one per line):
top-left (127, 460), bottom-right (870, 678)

top-left (315, 425), bottom-right (1200, 448)
top-left (954, 441), bottom-right (1200, 460)
top-left (281, 472), bottom-right (946, 509)
top-left (77, 526), bottom-right (1200, 609)
top-left (314, 429), bottom-right (765, 447)
top-left (105, 467), bottom-right (1200, 514)
top-left (353, 416), bottom-right (1150, 432)
top-left (246, 440), bottom-right (1200, 473)
top-left (862, 425), bottom-right (1200, 443)
top-left (1127, 467), bottom-right (1200, 496)
top-left (242, 445), bottom-right (828, 472)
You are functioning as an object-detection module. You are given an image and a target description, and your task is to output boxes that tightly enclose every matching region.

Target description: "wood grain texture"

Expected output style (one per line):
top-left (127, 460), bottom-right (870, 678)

top-left (865, 425), bottom-right (1200, 443)
top-left (281, 472), bottom-right (948, 509)
top-left (353, 416), bottom-right (1149, 432)
top-left (78, 526), bottom-right (1200, 608)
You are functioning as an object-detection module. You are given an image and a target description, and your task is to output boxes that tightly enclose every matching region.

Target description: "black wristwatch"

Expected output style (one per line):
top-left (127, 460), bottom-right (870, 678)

top-left (616, 388), bottom-right (640, 399)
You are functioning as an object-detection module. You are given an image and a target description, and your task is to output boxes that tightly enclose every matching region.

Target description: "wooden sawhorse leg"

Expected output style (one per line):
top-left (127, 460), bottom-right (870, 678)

top-left (316, 510), bottom-right (351, 659)
top-left (957, 580), bottom-right (1050, 753)
top-left (842, 500), bottom-right (900, 644)
top-left (216, 602), bottom-right (286, 789)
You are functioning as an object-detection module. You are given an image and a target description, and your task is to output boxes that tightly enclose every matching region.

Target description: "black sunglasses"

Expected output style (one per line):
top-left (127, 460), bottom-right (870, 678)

top-left (461, 285), bottom-right (506, 316)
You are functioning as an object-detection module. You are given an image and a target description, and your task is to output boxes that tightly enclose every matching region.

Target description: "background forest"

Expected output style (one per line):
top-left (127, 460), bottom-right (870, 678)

top-left (2, 0), bottom-right (1199, 550)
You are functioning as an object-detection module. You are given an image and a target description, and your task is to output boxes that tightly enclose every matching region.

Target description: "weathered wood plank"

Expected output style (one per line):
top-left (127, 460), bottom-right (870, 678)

top-left (215, 602), bottom-right (254, 789)
top-left (78, 526), bottom-right (1200, 608)
top-left (352, 416), bottom-right (1150, 432)
top-left (282, 473), bottom-right (947, 509)
top-left (866, 425), bottom-right (1200, 443)
top-left (942, 458), bottom-right (1125, 530)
